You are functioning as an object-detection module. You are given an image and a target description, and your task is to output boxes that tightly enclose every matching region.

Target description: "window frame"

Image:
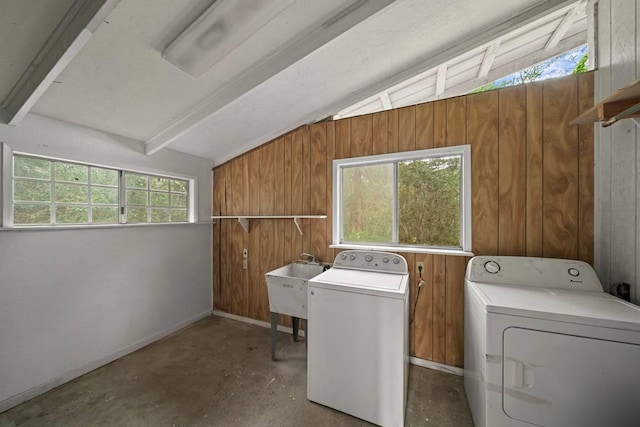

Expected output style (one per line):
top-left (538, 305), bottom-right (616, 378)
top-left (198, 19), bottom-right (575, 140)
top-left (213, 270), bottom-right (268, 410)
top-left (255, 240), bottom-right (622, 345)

top-left (2, 145), bottom-right (195, 228)
top-left (332, 145), bottom-right (472, 255)
top-left (123, 171), bottom-right (190, 224)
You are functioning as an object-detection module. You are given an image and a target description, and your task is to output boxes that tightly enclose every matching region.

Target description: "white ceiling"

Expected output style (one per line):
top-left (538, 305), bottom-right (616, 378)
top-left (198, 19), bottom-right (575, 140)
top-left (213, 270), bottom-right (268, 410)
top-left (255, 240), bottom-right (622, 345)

top-left (0, 0), bottom-right (76, 102)
top-left (2, 0), bottom-right (583, 165)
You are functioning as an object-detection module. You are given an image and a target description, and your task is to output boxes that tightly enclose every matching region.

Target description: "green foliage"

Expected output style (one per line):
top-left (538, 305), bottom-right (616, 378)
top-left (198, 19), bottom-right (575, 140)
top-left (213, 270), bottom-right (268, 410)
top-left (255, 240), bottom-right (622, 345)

top-left (572, 53), bottom-right (588, 74)
top-left (342, 164), bottom-right (393, 243)
top-left (14, 204), bottom-right (50, 225)
top-left (55, 183), bottom-right (88, 203)
top-left (92, 207), bottom-right (119, 224)
top-left (127, 207), bottom-right (147, 223)
top-left (171, 194), bottom-right (188, 207)
top-left (171, 180), bottom-right (188, 193)
top-left (471, 65), bottom-right (543, 94)
top-left (469, 80), bottom-right (509, 93)
top-left (56, 163), bottom-right (88, 183)
top-left (150, 191), bottom-right (170, 207)
top-left (92, 168), bottom-right (118, 186)
top-left (56, 206), bottom-right (88, 223)
top-left (127, 190), bottom-right (148, 206)
top-left (92, 187), bottom-right (118, 205)
top-left (514, 64), bottom-right (543, 85)
top-left (341, 156), bottom-right (462, 248)
top-left (398, 157), bottom-right (461, 247)
top-left (126, 173), bottom-right (148, 189)
top-left (151, 208), bottom-right (170, 223)
top-left (12, 155), bottom-right (190, 226)
top-left (171, 209), bottom-right (188, 222)
top-left (150, 177), bottom-right (169, 191)
top-left (14, 180), bottom-right (50, 202)
top-left (14, 157), bottom-right (50, 179)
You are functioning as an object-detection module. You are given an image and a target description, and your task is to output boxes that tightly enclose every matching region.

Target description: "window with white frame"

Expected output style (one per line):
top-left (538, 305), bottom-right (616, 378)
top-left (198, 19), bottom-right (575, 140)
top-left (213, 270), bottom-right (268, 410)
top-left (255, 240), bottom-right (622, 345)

top-left (125, 172), bottom-right (189, 223)
top-left (333, 145), bottom-right (471, 252)
top-left (9, 153), bottom-right (191, 226)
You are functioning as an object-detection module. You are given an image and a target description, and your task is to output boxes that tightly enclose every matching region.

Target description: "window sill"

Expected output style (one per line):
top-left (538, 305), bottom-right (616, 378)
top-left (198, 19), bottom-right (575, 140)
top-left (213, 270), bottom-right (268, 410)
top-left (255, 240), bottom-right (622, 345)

top-left (0, 222), bottom-right (210, 232)
top-left (329, 244), bottom-right (474, 257)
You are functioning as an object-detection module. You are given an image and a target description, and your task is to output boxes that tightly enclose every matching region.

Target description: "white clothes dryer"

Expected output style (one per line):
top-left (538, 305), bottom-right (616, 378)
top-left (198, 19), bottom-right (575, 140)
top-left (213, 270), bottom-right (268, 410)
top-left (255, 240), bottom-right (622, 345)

top-left (464, 256), bottom-right (640, 427)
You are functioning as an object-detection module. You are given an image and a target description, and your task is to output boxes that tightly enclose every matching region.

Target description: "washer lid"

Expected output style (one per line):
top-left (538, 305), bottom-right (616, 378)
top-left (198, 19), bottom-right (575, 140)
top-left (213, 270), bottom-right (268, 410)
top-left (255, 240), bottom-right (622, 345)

top-left (469, 282), bottom-right (640, 331)
top-left (309, 268), bottom-right (408, 298)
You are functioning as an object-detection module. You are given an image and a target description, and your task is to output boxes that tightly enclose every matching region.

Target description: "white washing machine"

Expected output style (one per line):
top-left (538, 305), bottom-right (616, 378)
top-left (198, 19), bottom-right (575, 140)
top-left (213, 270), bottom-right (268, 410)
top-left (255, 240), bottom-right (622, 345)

top-left (307, 250), bottom-right (409, 427)
top-left (464, 256), bottom-right (640, 427)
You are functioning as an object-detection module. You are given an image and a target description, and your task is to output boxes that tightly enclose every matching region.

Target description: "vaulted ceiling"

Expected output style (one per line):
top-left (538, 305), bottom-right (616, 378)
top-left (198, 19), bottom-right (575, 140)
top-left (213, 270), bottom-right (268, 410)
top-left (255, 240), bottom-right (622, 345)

top-left (1, 0), bottom-right (586, 165)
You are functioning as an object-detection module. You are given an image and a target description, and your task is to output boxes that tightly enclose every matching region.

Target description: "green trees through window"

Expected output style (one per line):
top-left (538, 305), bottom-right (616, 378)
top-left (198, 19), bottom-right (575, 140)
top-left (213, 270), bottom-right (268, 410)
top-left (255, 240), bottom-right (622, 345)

top-left (398, 156), bottom-right (460, 247)
top-left (124, 172), bottom-right (188, 223)
top-left (12, 155), bottom-right (190, 226)
top-left (337, 146), bottom-right (469, 251)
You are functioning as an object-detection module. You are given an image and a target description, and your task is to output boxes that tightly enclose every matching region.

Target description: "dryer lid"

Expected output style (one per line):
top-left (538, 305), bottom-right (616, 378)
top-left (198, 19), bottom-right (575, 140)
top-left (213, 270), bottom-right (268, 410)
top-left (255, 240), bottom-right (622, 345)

top-left (470, 282), bottom-right (640, 331)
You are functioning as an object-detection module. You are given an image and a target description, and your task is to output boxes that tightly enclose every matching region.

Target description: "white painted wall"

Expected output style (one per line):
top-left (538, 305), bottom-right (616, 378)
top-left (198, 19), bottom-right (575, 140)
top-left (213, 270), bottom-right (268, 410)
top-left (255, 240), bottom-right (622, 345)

top-left (0, 114), bottom-right (213, 411)
top-left (594, 0), bottom-right (640, 304)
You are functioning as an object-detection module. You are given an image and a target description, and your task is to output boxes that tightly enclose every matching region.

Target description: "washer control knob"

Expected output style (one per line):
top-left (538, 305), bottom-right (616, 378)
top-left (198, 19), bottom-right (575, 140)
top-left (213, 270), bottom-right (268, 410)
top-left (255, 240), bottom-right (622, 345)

top-left (382, 256), bottom-right (390, 263)
top-left (365, 254), bottom-right (373, 262)
top-left (484, 261), bottom-right (500, 274)
top-left (349, 254), bottom-right (356, 261)
top-left (340, 254), bottom-right (347, 260)
top-left (568, 268), bottom-right (580, 277)
top-left (392, 258), bottom-right (400, 265)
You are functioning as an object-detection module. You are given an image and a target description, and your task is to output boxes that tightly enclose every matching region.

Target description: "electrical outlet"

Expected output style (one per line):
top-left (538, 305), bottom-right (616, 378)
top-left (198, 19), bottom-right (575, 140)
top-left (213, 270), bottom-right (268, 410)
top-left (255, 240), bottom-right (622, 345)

top-left (242, 259), bottom-right (248, 270)
top-left (243, 248), bottom-right (248, 258)
top-left (416, 262), bottom-right (424, 274)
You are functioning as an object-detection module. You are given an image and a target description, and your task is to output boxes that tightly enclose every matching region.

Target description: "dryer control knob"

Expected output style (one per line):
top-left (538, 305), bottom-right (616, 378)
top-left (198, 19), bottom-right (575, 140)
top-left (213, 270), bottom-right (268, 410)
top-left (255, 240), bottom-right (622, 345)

top-left (365, 254), bottom-right (373, 262)
top-left (340, 254), bottom-right (347, 260)
top-left (349, 254), bottom-right (356, 261)
top-left (382, 256), bottom-right (390, 263)
top-left (484, 261), bottom-right (500, 274)
top-left (392, 258), bottom-right (400, 264)
top-left (568, 268), bottom-right (580, 277)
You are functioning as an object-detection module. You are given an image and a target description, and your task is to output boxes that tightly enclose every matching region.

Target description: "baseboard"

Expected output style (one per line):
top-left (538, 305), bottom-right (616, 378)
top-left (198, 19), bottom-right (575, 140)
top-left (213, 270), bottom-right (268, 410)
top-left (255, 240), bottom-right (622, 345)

top-left (213, 310), bottom-right (306, 337)
top-left (0, 309), bottom-right (212, 413)
top-left (409, 356), bottom-right (464, 376)
top-left (213, 311), bottom-right (463, 376)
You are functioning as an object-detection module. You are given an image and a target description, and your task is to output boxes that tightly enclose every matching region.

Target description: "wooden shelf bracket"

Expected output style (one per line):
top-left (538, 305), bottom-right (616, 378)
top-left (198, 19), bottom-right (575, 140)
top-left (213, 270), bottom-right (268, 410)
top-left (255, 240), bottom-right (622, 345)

top-left (210, 215), bottom-right (326, 235)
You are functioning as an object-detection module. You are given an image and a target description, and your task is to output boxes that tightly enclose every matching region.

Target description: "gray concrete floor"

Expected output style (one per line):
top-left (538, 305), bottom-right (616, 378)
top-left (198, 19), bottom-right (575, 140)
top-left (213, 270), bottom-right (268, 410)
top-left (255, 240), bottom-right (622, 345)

top-left (0, 316), bottom-right (473, 426)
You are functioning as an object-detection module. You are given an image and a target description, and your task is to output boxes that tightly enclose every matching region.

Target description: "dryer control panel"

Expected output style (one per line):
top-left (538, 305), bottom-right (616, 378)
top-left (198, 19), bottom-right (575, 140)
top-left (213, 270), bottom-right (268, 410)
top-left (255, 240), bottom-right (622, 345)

top-left (466, 256), bottom-right (603, 291)
top-left (333, 250), bottom-right (408, 274)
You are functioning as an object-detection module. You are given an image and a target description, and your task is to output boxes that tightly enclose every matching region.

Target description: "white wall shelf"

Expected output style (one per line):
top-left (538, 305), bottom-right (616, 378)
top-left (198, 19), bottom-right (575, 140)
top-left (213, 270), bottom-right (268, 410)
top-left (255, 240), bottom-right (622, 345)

top-left (211, 215), bottom-right (326, 235)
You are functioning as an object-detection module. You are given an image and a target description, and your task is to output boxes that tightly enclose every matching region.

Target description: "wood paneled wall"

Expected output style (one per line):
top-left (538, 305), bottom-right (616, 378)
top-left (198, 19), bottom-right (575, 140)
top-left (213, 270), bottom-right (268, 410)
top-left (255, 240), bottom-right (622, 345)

top-left (213, 71), bottom-right (594, 367)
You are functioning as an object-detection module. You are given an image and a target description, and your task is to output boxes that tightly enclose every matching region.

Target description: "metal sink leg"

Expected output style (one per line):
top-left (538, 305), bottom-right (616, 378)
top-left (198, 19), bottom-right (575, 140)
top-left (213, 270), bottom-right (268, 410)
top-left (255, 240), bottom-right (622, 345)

top-left (292, 317), bottom-right (299, 341)
top-left (270, 312), bottom-right (278, 360)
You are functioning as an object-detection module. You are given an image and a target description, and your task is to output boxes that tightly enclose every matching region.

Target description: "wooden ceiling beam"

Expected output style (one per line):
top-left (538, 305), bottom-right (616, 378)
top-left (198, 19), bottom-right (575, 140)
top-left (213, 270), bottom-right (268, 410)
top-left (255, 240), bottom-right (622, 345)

top-left (145, 0), bottom-right (395, 155)
top-left (478, 40), bottom-right (501, 79)
top-left (2, 0), bottom-right (120, 125)
top-left (436, 65), bottom-right (448, 97)
top-left (545, 0), bottom-right (586, 50)
top-left (379, 92), bottom-right (393, 110)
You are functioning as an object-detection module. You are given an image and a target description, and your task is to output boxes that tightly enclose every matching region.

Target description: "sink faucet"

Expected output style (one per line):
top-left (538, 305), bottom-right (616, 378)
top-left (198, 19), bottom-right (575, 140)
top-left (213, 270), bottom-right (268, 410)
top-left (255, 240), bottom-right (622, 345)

top-left (300, 252), bottom-right (319, 264)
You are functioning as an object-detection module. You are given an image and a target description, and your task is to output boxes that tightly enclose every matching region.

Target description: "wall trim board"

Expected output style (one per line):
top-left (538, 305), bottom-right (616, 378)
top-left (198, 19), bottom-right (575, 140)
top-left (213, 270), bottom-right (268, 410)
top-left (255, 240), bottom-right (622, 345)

top-left (213, 310), bottom-right (306, 337)
top-left (0, 310), bottom-right (211, 413)
top-left (409, 356), bottom-right (464, 377)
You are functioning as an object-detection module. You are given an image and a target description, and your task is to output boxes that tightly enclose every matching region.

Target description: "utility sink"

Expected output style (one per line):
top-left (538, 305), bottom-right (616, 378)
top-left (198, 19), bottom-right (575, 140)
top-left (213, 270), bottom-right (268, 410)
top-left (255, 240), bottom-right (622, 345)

top-left (265, 262), bottom-right (325, 319)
